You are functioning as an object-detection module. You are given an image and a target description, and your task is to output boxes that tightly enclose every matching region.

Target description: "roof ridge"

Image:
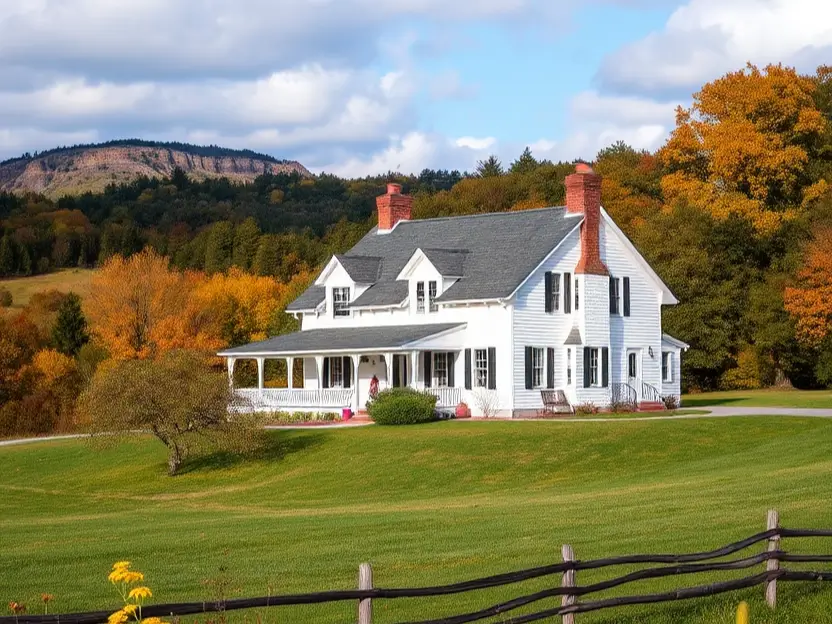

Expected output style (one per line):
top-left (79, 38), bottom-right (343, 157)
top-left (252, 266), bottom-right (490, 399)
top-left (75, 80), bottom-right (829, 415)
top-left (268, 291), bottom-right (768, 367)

top-left (394, 205), bottom-right (573, 227)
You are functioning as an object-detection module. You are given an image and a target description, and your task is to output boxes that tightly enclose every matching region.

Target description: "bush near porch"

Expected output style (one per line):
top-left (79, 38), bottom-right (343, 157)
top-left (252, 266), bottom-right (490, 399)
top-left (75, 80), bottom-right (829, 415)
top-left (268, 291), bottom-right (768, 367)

top-left (367, 387), bottom-right (437, 425)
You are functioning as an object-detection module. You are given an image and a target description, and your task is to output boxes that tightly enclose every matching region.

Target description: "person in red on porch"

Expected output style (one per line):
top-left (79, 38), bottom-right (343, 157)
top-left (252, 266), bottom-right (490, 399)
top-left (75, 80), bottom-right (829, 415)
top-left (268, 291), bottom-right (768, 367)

top-left (369, 375), bottom-right (379, 400)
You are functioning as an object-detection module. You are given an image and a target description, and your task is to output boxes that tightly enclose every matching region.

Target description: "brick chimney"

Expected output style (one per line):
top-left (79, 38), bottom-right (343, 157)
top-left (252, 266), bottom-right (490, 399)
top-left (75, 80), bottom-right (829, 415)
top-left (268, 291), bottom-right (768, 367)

top-left (566, 163), bottom-right (608, 276)
top-left (376, 183), bottom-right (412, 232)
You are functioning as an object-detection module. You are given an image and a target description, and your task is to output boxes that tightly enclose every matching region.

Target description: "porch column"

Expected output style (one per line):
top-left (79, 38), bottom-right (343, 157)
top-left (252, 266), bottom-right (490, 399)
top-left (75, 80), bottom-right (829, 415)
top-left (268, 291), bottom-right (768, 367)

top-left (256, 357), bottom-right (265, 390)
top-left (351, 354), bottom-right (361, 414)
top-left (226, 357), bottom-right (236, 388)
top-left (410, 350), bottom-right (419, 388)
top-left (384, 352), bottom-right (394, 389)
top-left (286, 356), bottom-right (295, 389)
top-left (315, 355), bottom-right (324, 390)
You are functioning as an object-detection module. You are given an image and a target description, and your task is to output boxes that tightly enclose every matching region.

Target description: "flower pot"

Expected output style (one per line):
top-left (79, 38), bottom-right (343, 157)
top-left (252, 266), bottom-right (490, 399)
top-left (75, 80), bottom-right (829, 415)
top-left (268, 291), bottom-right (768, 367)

top-left (455, 402), bottom-right (471, 419)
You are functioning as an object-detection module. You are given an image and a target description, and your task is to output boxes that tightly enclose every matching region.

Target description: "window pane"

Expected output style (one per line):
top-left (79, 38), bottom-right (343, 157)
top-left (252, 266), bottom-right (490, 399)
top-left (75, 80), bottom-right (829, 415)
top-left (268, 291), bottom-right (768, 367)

top-left (552, 274), bottom-right (561, 311)
top-left (474, 349), bottom-right (488, 388)
top-left (575, 279), bottom-right (579, 310)
top-left (590, 349), bottom-right (598, 386)
top-left (333, 287), bottom-right (350, 317)
top-left (416, 281), bottom-right (425, 313)
top-left (428, 281), bottom-right (438, 313)
top-left (433, 352), bottom-right (449, 387)
top-left (567, 348), bottom-right (572, 385)
top-left (628, 353), bottom-right (637, 378)
top-left (330, 357), bottom-right (343, 387)
top-left (532, 347), bottom-right (544, 388)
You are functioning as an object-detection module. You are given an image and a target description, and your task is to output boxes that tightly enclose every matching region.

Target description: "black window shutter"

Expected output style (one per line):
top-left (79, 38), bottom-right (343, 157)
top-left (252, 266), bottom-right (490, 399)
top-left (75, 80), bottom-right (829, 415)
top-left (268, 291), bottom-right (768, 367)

top-left (448, 353), bottom-right (455, 387)
top-left (392, 355), bottom-right (400, 387)
top-left (564, 273), bottom-right (571, 313)
top-left (487, 347), bottom-right (496, 390)
top-left (583, 348), bottom-right (591, 388)
top-left (424, 351), bottom-right (432, 388)
top-left (343, 356), bottom-right (352, 388)
top-left (609, 277), bottom-right (616, 314)
top-left (547, 348), bottom-right (555, 389)
top-left (464, 348), bottom-right (472, 390)
top-left (602, 348), bottom-right (609, 387)
top-left (524, 346), bottom-right (533, 390)
top-left (322, 358), bottom-right (330, 388)
top-left (623, 277), bottom-right (631, 317)
top-left (544, 272), bottom-right (553, 313)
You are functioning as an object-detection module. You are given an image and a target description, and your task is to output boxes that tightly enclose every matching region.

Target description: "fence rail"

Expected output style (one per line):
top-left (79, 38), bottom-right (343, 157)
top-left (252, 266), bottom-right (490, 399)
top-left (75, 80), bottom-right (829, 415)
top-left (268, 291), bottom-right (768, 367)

top-left (4, 511), bottom-right (831, 624)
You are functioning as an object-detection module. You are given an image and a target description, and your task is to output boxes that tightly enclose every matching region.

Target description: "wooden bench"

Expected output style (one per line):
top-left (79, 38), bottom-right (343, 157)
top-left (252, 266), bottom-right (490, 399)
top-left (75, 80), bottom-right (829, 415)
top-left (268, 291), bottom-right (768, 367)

top-left (540, 390), bottom-right (573, 414)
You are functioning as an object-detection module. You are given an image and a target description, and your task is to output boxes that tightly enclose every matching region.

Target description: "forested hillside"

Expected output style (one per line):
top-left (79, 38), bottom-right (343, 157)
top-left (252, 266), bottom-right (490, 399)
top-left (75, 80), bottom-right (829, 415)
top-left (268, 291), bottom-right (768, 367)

top-left (2, 63), bottom-right (832, 419)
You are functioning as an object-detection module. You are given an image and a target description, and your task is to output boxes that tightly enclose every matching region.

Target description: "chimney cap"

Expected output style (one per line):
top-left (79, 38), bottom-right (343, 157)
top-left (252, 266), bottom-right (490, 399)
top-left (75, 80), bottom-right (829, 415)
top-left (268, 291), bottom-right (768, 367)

top-left (386, 182), bottom-right (402, 195)
top-left (574, 162), bottom-right (595, 174)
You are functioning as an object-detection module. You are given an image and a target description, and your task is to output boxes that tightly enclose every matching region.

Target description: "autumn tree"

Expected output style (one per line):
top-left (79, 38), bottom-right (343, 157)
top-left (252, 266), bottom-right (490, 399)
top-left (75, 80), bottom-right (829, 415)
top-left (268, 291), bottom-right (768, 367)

top-left (659, 63), bottom-right (829, 232)
top-left (785, 226), bottom-right (832, 346)
top-left (52, 292), bottom-right (89, 356)
top-left (80, 350), bottom-right (262, 475)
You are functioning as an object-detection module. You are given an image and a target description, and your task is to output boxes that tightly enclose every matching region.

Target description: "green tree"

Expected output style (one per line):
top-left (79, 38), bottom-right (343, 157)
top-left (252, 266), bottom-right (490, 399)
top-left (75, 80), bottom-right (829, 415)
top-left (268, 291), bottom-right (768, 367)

top-left (52, 292), bottom-right (89, 356)
top-left (232, 217), bottom-right (261, 271)
top-left (204, 221), bottom-right (234, 274)
top-left (252, 234), bottom-right (279, 276)
top-left (509, 147), bottom-right (538, 174)
top-left (475, 155), bottom-right (504, 177)
top-left (0, 235), bottom-right (14, 276)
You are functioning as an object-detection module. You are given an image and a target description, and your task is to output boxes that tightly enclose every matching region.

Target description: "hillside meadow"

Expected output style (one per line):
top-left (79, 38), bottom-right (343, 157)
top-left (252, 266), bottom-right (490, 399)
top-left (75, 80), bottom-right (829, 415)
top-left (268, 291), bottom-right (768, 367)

top-left (0, 268), bottom-right (94, 309)
top-left (2, 418), bottom-right (832, 623)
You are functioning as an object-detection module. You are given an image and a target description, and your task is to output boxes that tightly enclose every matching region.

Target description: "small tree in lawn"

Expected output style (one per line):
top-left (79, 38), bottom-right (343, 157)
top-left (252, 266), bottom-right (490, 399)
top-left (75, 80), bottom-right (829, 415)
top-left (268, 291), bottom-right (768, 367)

top-left (80, 349), bottom-right (262, 475)
top-left (52, 292), bottom-right (89, 356)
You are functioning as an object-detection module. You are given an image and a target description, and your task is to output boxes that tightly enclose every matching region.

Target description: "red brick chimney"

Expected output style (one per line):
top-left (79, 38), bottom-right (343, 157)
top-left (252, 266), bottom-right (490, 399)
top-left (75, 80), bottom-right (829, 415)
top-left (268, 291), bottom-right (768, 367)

top-left (376, 183), bottom-right (412, 232)
top-left (566, 163), bottom-right (608, 276)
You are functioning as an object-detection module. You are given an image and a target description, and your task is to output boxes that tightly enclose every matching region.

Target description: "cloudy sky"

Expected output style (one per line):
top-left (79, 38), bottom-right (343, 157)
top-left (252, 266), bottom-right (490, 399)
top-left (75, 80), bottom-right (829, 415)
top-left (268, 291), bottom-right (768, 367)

top-left (1, 0), bottom-right (831, 176)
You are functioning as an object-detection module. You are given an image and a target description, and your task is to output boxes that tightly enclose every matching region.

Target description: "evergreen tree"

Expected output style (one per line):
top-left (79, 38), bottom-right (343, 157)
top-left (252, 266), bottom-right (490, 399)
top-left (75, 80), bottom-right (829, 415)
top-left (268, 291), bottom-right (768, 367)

top-left (509, 147), bottom-right (538, 174)
top-left (52, 292), bottom-right (89, 356)
top-left (475, 155), bottom-right (504, 177)
top-left (19, 246), bottom-right (32, 276)
top-left (252, 234), bottom-right (279, 276)
top-left (204, 221), bottom-right (234, 274)
top-left (0, 235), bottom-right (14, 276)
top-left (232, 217), bottom-right (261, 271)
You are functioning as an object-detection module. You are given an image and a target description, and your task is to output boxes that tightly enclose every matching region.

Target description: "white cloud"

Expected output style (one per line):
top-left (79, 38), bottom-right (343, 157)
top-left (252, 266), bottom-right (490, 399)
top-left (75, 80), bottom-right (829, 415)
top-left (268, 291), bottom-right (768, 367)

top-left (598, 0), bottom-right (832, 94)
top-left (455, 136), bottom-right (497, 150)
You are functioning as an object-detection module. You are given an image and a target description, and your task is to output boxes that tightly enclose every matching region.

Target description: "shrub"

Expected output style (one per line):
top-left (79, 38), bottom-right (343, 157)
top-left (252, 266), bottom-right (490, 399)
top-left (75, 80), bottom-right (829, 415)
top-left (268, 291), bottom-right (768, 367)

top-left (367, 387), bottom-right (437, 425)
top-left (574, 402), bottom-right (599, 415)
top-left (0, 287), bottom-right (11, 307)
top-left (267, 411), bottom-right (339, 424)
top-left (610, 400), bottom-right (635, 413)
top-left (662, 394), bottom-right (680, 410)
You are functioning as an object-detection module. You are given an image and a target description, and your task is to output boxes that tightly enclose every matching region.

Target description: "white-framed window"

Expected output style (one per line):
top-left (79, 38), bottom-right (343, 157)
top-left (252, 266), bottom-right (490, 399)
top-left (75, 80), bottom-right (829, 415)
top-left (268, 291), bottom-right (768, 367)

top-left (333, 287), bottom-right (351, 317)
top-left (329, 357), bottom-right (343, 387)
top-left (428, 280), bottom-right (438, 313)
top-left (551, 273), bottom-right (561, 312)
top-left (589, 348), bottom-right (600, 386)
top-left (531, 347), bottom-right (544, 388)
top-left (610, 277), bottom-right (620, 315)
top-left (575, 278), bottom-right (579, 311)
top-left (433, 352), bottom-right (450, 387)
top-left (662, 352), bottom-right (673, 382)
top-left (567, 348), bottom-right (572, 385)
top-left (416, 281), bottom-right (425, 313)
top-left (628, 352), bottom-right (638, 379)
top-left (474, 348), bottom-right (489, 388)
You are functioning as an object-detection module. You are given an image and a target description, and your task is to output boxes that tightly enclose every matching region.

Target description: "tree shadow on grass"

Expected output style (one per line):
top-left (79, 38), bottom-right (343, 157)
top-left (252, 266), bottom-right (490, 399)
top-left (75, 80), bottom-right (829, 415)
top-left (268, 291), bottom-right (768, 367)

top-left (683, 397), bottom-right (744, 407)
top-left (177, 430), bottom-right (325, 475)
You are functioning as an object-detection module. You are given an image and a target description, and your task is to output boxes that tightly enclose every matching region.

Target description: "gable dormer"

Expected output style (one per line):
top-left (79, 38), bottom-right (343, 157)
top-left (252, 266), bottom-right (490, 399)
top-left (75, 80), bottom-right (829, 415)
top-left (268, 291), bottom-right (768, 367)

top-left (396, 248), bottom-right (468, 314)
top-left (315, 255), bottom-right (382, 318)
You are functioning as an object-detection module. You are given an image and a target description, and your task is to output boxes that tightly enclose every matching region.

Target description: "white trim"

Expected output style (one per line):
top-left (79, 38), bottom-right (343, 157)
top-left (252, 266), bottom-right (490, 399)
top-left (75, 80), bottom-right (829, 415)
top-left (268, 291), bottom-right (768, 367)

top-left (349, 299), bottom-right (408, 311)
top-left (314, 256), bottom-right (347, 286)
top-left (662, 333), bottom-right (689, 351)
top-left (601, 209), bottom-right (678, 305)
top-left (504, 217), bottom-right (584, 301)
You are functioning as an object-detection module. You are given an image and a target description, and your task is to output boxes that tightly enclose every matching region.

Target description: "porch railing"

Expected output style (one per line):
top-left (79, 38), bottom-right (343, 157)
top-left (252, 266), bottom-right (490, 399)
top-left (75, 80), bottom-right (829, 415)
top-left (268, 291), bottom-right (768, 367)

top-left (425, 386), bottom-right (462, 408)
top-left (234, 388), bottom-right (354, 410)
top-left (641, 381), bottom-right (663, 403)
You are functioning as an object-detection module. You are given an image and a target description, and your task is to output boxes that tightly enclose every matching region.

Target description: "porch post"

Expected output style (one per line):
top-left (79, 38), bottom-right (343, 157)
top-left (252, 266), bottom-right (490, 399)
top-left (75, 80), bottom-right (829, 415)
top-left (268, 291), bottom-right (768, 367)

top-left (410, 350), bottom-right (419, 388)
top-left (351, 354), bottom-right (361, 414)
top-left (384, 352), bottom-right (394, 389)
top-left (315, 355), bottom-right (324, 390)
top-left (226, 357), bottom-right (236, 388)
top-left (287, 356), bottom-right (295, 389)
top-left (256, 357), bottom-right (265, 390)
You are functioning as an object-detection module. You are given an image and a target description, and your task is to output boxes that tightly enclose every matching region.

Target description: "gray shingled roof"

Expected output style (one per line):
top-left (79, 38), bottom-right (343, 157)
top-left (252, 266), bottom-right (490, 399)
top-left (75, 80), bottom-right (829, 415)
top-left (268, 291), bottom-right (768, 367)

top-left (335, 255), bottom-right (383, 283)
top-left (285, 285), bottom-right (325, 311)
top-left (422, 248), bottom-right (467, 277)
top-left (564, 326), bottom-right (583, 345)
top-left (351, 281), bottom-right (409, 308)
top-left (218, 323), bottom-right (465, 355)
top-left (288, 206), bottom-right (583, 309)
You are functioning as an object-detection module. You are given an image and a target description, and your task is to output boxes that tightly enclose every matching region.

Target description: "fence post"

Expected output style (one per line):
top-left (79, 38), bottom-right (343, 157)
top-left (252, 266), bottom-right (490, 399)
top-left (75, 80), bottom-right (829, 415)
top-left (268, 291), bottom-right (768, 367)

top-left (358, 562), bottom-right (373, 624)
top-left (561, 544), bottom-right (576, 624)
top-left (765, 509), bottom-right (779, 609)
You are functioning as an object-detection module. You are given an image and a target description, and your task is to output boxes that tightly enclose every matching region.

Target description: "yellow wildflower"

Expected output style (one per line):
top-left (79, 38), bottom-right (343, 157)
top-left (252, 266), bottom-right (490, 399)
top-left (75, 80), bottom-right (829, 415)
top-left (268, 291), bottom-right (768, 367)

top-left (141, 618), bottom-right (168, 624)
top-left (123, 571), bottom-right (145, 584)
top-left (108, 610), bottom-right (128, 624)
top-left (128, 587), bottom-right (152, 601)
top-left (109, 568), bottom-right (129, 583)
top-left (113, 561), bottom-right (131, 570)
top-left (122, 605), bottom-right (138, 615)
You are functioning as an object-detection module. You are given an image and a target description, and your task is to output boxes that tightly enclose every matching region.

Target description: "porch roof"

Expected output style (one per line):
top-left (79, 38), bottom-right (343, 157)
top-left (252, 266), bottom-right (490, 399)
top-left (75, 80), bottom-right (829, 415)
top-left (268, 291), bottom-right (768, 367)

top-left (218, 323), bottom-right (465, 357)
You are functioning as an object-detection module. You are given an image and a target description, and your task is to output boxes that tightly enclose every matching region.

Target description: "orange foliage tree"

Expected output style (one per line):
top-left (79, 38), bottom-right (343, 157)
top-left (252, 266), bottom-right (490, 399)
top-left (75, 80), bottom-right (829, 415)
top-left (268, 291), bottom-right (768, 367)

top-left (784, 226), bottom-right (832, 345)
top-left (659, 63), bottom-right (829, 232)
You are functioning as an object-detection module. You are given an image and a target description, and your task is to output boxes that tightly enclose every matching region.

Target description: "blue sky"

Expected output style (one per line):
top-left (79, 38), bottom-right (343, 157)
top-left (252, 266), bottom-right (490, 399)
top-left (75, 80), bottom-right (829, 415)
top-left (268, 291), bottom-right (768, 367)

top-left (1, 0), bottom-right (830, 176)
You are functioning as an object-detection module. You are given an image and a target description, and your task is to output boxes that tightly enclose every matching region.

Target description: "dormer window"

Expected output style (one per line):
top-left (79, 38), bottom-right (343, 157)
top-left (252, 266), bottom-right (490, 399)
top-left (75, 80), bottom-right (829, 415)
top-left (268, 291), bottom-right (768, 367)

top-left (333, 287), bottom-right (351, 317)
top-left (416, 282), bottom-right (426, 313)
top-left (429, 281), bottom-right (438, 312)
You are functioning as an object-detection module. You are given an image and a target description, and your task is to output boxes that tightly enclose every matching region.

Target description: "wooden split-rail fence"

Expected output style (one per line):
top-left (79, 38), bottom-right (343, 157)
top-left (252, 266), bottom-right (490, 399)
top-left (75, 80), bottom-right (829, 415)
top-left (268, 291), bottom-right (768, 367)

top-left (4, 511), bottom-right (832, 624)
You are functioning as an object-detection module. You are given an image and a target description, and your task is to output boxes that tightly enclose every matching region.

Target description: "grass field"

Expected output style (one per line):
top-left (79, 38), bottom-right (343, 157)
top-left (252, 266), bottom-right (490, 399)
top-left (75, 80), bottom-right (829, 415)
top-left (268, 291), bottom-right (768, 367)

top-left (683, 389), bottom-right (832, 409)
top-left (0, 268), bottom-right (95, 309)
top-left (2, 419), bottom-right (832, 623)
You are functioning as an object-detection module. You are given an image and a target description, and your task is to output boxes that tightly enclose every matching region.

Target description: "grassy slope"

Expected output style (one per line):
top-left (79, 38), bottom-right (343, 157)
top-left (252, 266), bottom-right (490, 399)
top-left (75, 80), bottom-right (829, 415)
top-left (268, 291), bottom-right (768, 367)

top-left (2, 420), bottom-right (832, 623)
top-left (0, 268), bottom-right (95, 309)
top-left (683, 389), bottom-right (832, 408)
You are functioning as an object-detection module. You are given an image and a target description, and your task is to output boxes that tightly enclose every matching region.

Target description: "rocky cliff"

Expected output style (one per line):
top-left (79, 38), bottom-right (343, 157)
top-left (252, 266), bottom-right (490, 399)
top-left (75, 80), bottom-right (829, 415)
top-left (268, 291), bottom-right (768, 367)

top-left (0, 142), bottom-right (311, 198)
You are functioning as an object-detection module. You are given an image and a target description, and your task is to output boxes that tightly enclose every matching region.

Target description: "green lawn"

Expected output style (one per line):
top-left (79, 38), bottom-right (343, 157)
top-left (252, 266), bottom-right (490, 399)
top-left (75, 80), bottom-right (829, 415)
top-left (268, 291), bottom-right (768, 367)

top-left (683, 389), bottom-right (832, 409)
top-left (2, 419), bottom-right (832, 623)
top-left (0, 268), bottom-right (95, 309)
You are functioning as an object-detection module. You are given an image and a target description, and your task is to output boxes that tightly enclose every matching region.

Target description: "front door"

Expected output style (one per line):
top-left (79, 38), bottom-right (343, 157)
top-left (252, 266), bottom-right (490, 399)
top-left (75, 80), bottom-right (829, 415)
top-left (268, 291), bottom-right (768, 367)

top-left (392, 354), bottom-right (409, 387)
top-left (627, 349), bottom-right (640, 387)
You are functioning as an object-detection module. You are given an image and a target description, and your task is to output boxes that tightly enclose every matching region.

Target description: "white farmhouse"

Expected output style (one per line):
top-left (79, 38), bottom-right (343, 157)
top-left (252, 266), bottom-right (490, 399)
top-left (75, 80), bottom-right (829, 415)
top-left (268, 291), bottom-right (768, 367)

top-left (220, 164), bottom-right (688, 417)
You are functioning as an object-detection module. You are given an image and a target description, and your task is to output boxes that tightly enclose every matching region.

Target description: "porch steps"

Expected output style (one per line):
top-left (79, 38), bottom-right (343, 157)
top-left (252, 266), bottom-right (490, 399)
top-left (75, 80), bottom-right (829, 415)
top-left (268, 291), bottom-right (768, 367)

top-left (637, 401), bottom-right (666, 412)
